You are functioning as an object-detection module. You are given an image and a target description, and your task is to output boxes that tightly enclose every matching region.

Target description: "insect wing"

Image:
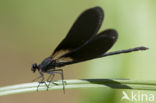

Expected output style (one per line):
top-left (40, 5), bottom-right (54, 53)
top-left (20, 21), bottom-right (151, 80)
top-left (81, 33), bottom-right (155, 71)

top-left (56, 29), bottom-right (118, 65)
top-left (51, 7), bottom-right (104, 60)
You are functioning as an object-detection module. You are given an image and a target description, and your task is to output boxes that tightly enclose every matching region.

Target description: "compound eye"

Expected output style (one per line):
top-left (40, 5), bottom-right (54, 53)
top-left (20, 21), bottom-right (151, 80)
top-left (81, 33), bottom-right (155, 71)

top-left (31, 63), bottom-right (38, 73)
top-left (33, 64), bottom-right (37, 68)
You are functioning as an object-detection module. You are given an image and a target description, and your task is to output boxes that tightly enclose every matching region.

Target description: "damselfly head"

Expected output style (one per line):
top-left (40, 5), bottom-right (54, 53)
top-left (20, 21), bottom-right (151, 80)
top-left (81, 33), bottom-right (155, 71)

top-left (31, 63), bottom-right (38, 73)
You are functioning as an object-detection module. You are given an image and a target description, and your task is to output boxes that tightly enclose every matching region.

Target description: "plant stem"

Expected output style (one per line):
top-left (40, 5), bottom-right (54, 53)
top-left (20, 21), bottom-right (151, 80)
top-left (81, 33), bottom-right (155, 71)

top-left (1, 79), bottom-right (156, 96)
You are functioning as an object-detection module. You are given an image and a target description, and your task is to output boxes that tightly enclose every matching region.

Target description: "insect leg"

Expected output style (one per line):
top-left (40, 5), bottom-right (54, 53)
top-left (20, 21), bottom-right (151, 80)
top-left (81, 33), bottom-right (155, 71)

top-left (52, 69), bottom-right (65, 94)
top-left (36, 72), bottom-right (48, 91)
top-left (45, 69), bottom-right (65, 93)
top-left (47, 73), bottom-right (55, 88)
top-left (32, 75), bottom-right (42, 82)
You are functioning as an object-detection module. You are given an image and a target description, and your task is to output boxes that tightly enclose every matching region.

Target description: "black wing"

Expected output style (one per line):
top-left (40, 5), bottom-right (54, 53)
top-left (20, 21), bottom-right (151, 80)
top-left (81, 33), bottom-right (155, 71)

top-left (56, 29), bottom-right (118, 65)
top-left (51, 7), bottom-right (104, 60)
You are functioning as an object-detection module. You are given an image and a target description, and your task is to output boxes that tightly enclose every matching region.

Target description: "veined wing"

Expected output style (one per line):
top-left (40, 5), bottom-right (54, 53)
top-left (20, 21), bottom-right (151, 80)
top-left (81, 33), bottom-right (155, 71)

top-left (56, 29), bottom-right (118, 65)
top-left (51, 7), bottom-right (104, 60)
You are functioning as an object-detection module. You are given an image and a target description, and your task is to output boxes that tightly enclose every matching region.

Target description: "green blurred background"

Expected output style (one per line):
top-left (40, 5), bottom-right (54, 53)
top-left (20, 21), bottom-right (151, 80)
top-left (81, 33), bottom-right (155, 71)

top-left (0, 0), bottom-right (155, 103)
